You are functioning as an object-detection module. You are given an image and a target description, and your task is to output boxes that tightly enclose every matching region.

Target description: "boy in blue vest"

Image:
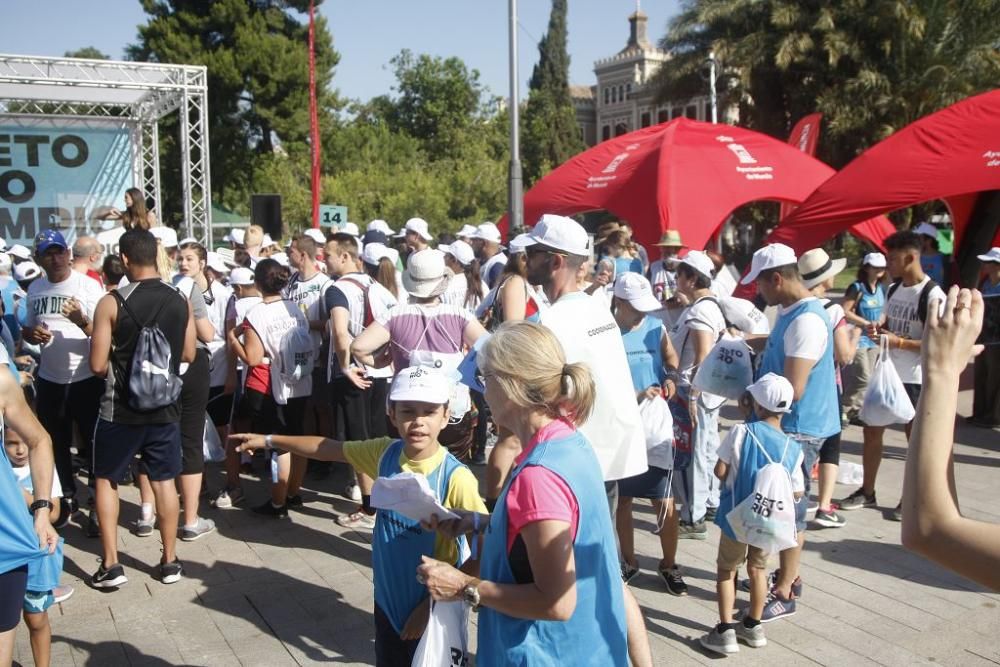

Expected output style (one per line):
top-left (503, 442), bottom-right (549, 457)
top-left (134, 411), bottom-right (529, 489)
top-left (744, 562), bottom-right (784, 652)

top-left (229, 366), bottom-right (486, 667)
top-left (700, 373), bottom-right (804, 656)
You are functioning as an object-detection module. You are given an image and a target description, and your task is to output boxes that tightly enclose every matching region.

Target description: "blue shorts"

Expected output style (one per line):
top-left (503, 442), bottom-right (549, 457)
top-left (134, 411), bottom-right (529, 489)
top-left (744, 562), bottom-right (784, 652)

top-left (618, 466), bottom-right (673, 500)
top-left (23, 590), bottom-right (54, 614)
top-left (93, 419), bottom-right (182, 483)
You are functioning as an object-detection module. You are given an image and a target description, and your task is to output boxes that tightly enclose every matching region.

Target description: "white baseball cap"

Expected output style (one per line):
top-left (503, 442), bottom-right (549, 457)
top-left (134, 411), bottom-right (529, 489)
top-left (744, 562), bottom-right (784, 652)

top-left (747, 373), bottom-right (794, 413)
top-left (229, 267), bottom-right (255, 286)
top-left (226, 228), bottom-right (246, 245)
top-left (7, 244), bottom-right (32, 261)
top-left (389, 365), bottom-right (453, 405)
top-left (508, 233), bottom-right (534, 255)
top-left (0, 238), bottom-right (7, 252)
top-left (527, 214), bottom-right (589, 257)
top-left (472, 222), bottom-right (503, 244)
top-left (262, 233), bottom-right (275, 248)
top-left (14, 261), bottom-right (42, 282)
top-left (150, 226), bottom-right (179, 248)
top-left (914, 222), bottom-right (938, 239)
top-left (206, 251), bottom-right (229, 275)
top-left (402, 249), bottom-right (450, 298)
top-left (367, 219), bottom-right (395, 236)
top-left (680, 250), bottom-right (715, 281)
top-left (443, 240), bottom-right (475, 266)
top-left (457, 224), bottom-right (477, 238)
top-left (0, 254), bottom-right (11, 272)
top-left (362, 242), bottom-right (394, 267)
top-left (798, 248), bottom-right (847, 290)
top-left (613, 273), bottom-right (662, 312)
top-left (977, 248), bottom-right (1000, 264)
top-left (342, 222), bottom-right (360, 237)
top-left (271, 252), bottom-right (290, 267)
top-left (740, 243), bottom-right (798, 285)
top-left (404, 217), bottom-right (433, 241)
top-left (863, 252), bottom-right (887, 268)
top-left (303, 228), bottom-right (326, 244)
top-left (178, 236), bottom-right (197, 246)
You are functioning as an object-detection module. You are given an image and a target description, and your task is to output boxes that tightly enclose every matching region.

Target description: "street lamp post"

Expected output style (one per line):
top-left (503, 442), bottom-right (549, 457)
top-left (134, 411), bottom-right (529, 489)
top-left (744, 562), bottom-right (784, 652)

top-left (707, 51), bottom-right (718, 124)
top-left (508, 0), bottom-right (524, 234)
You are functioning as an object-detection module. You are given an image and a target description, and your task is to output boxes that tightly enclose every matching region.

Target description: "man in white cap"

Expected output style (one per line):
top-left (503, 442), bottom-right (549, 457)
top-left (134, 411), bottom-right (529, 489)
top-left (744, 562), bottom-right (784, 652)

top-left (970, 247), bottom-right (1000, 427)
top-left (914, 221), bottom-right (949, 287)
top-left (740, 242), bottom-right (840, 622)
top-left (456, 224), bottom-right (477, 242)
top-left (367, 219), bottom-right (395, 237)
top-left (402, 217), bottom-right (432, 256)
top-left (515, 213), bottom-right (651, 665)
top-left (839, 231), bottom-right (944, 521)
top-left (470, 222), bottom-right (507, 288)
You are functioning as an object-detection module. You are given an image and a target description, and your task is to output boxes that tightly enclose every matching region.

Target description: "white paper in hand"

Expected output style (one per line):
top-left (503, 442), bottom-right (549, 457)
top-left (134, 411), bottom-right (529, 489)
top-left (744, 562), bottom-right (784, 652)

top-left (371, 472), bottom-right (460, 524)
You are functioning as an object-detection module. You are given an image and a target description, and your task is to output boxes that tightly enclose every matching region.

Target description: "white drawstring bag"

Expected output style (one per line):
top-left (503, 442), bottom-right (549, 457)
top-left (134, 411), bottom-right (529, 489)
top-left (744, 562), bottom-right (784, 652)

top-left (411, 600), bottom-right (470, 667)
top-left (693, 333), bottom-right (754, 400)
top-left (860, 335), bottom-right (915, 427)
top-left (638, 394), bottom-right (674, 470)
top-left (726, 430), bottom-right (798, 553)
top-left (203, 415), bottom-right (225, 463)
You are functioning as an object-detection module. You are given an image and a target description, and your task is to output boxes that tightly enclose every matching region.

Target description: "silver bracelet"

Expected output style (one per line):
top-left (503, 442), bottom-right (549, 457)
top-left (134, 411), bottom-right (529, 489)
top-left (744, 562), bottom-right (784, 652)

top-left (265, 434), bottom-right (273, 450)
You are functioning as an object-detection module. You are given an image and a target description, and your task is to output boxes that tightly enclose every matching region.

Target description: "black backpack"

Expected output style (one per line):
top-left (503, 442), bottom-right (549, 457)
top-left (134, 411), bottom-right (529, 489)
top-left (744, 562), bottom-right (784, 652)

top-left (112, 290), bottom-right (183, 411)
top-left (886, 279), bottom-right (938, 325)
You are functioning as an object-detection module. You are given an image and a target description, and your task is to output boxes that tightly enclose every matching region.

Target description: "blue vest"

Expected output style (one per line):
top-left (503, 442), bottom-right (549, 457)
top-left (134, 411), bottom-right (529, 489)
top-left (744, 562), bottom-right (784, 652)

top-left (0, 278), bottom-right (19, 340)
top-left (716, 421), bottom-right (801, 540)
top-left (477, 431), bottom-right (627, 666)
top-left (921, 254), bottom-right (946, 287)
top-left (622, 315), bottom-right (664, 392)
top-left (851, 281), bottom-right (885, 350)
top-left (372, 440), bottom-right (468, 634)
top-left (757, 299), bottom-right (840, 438)
top-left (0, 428), bottom-right (46, 575)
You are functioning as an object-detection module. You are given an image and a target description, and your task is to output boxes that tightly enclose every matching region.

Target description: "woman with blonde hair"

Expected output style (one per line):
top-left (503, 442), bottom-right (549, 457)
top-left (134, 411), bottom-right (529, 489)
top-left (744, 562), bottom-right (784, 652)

top-left (418, 321), bottom-right (627, 666)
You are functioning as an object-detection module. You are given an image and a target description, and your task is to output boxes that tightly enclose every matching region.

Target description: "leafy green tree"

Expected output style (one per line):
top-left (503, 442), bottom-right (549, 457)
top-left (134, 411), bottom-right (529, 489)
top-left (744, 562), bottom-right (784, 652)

top-left (128, 0), bottom-right (340, 223)
top-left (653, 0), bottom-right (1000, 167)
top-left (521, 0), bottom-right (585, 184)
top-left (64, 47), bottom-right (109, 60)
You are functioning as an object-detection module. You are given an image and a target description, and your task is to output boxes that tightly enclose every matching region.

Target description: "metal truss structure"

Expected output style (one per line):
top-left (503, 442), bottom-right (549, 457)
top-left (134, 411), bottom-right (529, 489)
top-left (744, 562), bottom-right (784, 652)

top-left (0, 54), bottom-right (212, 246)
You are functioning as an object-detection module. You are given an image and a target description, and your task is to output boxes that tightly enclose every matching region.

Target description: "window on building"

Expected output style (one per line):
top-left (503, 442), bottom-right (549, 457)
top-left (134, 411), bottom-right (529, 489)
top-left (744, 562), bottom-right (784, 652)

top-left (658, 109), bottom-right (669, 123)
top-left (626, 83), bottom-right (632, 96)
top-left (602, 125), bottom-right (611, 141)
top-left (671, 107), bottom-right (682, 120)
top-left (640, 112), bottom-right (651, 128)
top-left (615, 122), bottom-right (628, 137)
top-left (686, 104), bottom-right (698, 119)
top-left (611, 87), bottom-right (617, 104)
top-left (604, 88), bottom-right (609, 105)
top-left (618, 85), bottom-right (625, 102)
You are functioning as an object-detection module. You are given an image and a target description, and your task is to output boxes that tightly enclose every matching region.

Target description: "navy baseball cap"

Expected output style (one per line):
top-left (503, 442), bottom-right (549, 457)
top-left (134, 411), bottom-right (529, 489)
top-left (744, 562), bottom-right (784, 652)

top-left (362, 229), bottom-right (388, 246)
top-left (34, 229), bottom-right (68, 254)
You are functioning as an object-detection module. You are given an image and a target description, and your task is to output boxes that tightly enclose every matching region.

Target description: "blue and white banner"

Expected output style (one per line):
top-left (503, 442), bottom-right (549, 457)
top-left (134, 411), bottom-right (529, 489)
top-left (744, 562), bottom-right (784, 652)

top-left (0, 118), bottom-right (134, 246)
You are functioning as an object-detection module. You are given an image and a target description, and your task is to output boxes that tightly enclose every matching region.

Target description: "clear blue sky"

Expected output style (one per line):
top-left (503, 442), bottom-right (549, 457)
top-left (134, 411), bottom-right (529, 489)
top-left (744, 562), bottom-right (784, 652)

top-left (0, 0), bottom-right (680, 102)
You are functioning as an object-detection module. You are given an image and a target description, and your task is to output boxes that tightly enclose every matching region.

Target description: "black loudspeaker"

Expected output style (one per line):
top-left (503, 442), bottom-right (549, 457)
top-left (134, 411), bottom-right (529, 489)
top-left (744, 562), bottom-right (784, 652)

top-left (250, 194), bottom-right (283, 239)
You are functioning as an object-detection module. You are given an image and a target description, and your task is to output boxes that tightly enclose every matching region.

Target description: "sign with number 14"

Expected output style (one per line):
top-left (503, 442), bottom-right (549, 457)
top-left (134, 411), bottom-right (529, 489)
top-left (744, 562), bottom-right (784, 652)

top-left (318, 204), bottom-right (348, 228)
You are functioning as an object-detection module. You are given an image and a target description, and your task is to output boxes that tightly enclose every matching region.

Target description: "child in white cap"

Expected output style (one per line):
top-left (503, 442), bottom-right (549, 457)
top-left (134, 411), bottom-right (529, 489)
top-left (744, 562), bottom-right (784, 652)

top-left (700, 373), bottom-right (804, 656)
top-left (229, 366), bottom-right (486, 666)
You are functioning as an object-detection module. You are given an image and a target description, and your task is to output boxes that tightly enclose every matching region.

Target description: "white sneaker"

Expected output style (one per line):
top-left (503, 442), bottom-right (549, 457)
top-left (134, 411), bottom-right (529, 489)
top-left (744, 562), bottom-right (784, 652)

top-left (700, 626), bottom-right (739, 655)
top-left (336, 510), bottom-right (375, 530)
top-left (345, 483), bottom-right (362, 503)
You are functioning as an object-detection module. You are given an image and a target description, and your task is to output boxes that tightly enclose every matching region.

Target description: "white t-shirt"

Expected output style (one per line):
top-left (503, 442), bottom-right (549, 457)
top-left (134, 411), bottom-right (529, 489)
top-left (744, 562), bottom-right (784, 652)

top-left (327, 273), bottom-right (397, 380)
top-left (670, 296), bottom-right (727, 384)
top-left (13, 464), bottom-right (63, 499)
top-left (717, 424), bottom-right (805, 493)
top-left (284, 271), bottom-right (332, 356)
top-left (26, 271), bottom-right (104, 383)
top-left (779, 298), bottom-right (829, 362)
top-left (204, 280), bottom-right (233, 386)
top-left (883, 277), bottom-right (946, 384)
top-left (648, 259), bottom-right (677, 303)
top-left (441, 272), bottom-right (489, 315)
top-left (540, 291), bottom-right (646, 481)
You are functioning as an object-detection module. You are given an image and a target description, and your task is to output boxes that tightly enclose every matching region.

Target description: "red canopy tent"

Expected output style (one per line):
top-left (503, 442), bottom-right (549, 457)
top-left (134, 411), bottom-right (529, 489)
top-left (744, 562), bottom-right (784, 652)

top-left (779, 90), bottom-right (1000, 252)
top-left (500, 118), bottom-right (890, 252)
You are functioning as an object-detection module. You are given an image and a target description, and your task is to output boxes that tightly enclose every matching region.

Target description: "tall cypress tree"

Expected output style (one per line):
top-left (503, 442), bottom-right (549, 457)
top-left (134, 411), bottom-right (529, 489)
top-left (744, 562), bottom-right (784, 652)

top-left (522, 0), bottom-right (585, 185)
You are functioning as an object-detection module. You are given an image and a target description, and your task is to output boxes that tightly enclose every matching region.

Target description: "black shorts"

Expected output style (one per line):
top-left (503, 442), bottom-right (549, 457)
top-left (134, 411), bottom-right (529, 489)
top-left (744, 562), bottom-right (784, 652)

top-left (93, 419), bottom-right (182, 483)
top-left (374, 603), bottom-right (419, 667)
top-left (206, 387), bottom-right (234, 427)
top-left (180, 349), bottom-right (211, 475)
top-left (0, 564), bottom-right (27, 632)
top-left (235, 388), bottom-right (306, 437)
top-left (903, 382), bottom-right (922, 408)
top-left (618, 466), bottom-right (673, 500)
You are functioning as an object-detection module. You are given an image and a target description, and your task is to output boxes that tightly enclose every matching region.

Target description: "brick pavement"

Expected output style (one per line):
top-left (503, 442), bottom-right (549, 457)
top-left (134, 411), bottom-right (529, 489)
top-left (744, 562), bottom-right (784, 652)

top-left (12, 387), bottom-right (1000, 666)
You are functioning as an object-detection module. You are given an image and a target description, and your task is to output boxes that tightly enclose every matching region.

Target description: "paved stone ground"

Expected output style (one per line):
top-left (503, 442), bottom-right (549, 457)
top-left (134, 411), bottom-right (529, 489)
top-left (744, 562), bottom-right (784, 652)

top-left (12, 380), bottom-right (1000, 666)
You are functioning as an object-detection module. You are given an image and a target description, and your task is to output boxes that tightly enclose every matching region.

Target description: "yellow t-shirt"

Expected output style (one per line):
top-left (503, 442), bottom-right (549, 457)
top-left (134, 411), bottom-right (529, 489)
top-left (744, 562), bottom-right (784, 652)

top-left (344, 437), bottom-right (486, 565)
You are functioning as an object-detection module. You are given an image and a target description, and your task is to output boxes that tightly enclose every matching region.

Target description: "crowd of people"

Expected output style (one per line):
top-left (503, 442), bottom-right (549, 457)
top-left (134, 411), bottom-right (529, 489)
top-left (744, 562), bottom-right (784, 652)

top-left (0, 196), bottom-right (997, 666)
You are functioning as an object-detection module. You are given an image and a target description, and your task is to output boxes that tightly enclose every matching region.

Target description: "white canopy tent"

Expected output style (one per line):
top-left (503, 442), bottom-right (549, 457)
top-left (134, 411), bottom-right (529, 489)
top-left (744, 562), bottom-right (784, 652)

top-left (0, 53), bottom-right (212, 246)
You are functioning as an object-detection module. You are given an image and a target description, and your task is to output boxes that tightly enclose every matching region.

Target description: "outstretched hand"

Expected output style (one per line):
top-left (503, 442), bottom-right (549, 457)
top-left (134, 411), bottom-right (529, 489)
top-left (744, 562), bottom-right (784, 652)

top-left (228, 433), bottom-right (266, 453)
top-left (922, 286), bottom-right (984, 376)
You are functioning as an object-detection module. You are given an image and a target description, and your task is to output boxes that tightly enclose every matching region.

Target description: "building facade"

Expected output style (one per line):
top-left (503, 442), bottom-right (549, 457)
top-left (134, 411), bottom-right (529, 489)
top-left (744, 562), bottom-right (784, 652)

top-left (572, 9), bottom-right (729, 147)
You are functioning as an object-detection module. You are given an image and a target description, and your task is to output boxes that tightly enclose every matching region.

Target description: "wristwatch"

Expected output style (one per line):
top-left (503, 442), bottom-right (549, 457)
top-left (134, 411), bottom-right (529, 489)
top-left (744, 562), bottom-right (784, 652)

top-left (264, 434), bottom-right (274, 450)
top-left (30, 499), bottom-right (54, 515)
top-left (462, 578), bottom-right (482, 612)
